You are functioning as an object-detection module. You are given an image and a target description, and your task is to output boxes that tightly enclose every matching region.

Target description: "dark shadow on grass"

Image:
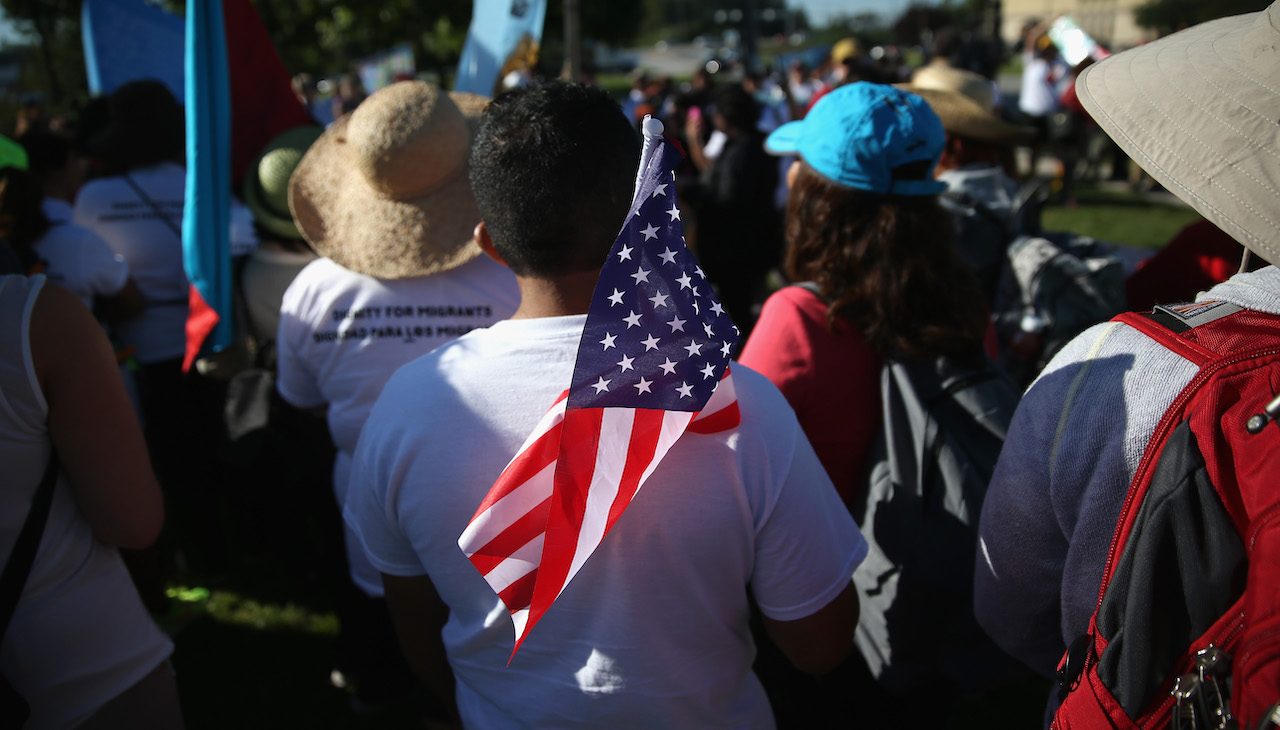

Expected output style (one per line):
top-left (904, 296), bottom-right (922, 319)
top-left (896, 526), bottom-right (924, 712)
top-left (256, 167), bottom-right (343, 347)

top-left (173, 616), bottom-right (428, 730)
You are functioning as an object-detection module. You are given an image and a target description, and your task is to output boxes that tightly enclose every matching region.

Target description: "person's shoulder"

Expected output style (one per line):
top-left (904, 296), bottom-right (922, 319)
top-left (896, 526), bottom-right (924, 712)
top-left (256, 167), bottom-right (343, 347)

top-left (73, 176), bottom-right (121, 207)
top-left (757, 284), bottom-right (830, 326)
top-left (764, 283), bottom-right (824, 308)
top-left (727, 362), bottom-right (805, 424)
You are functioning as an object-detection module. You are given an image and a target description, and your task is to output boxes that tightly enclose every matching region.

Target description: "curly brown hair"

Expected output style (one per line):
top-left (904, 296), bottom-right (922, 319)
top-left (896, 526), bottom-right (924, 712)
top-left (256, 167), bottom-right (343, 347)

top-left (783, 161), bottom-right (987, 360)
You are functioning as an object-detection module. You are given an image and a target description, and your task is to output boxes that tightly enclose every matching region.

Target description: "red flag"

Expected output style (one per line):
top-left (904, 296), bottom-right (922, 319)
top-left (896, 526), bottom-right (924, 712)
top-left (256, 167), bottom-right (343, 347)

top-left (223, 0), bottom-right (312, 186)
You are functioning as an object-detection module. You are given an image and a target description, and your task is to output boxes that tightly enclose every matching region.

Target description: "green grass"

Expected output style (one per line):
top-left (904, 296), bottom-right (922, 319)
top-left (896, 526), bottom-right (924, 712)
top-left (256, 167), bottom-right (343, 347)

top-left (1042, 185), bottom-right (1203, 250)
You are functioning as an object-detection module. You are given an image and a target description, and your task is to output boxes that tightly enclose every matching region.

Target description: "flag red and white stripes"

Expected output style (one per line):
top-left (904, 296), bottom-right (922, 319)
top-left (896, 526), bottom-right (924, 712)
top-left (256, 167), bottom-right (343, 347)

top-left (458, 116), bottom-right (741, 657)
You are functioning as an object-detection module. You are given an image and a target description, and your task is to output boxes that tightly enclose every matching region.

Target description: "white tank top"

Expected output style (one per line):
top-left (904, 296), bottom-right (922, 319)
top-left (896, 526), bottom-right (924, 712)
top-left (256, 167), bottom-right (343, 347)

top-left (0, 274), bottom-right (172, 729)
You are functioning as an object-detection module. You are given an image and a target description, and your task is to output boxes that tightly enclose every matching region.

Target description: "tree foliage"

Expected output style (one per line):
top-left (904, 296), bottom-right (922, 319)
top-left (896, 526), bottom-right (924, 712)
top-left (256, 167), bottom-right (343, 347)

top-left (0, 0), bottom-right (86, 105)
top-left (1133, 0), bottom-right (1270, 36)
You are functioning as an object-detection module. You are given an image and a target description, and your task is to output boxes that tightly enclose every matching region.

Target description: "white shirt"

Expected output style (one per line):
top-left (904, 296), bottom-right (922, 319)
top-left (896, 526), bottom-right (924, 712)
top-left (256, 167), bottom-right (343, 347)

top-left (276, 254), bottom-right (520, 595)
top-left (35, 198), bottom-right (130, 309)
top-left (73, 163), bottom-right (189, 364)
top-left (345, 314), bottom-right (866, 729)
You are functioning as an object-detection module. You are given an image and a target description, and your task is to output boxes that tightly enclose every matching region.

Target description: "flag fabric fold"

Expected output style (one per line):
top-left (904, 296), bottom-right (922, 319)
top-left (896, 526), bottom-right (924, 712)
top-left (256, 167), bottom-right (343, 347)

top-left (182, 0), bottom-right (232, 369)
top-left (458, 116), bottom-right (741, 657)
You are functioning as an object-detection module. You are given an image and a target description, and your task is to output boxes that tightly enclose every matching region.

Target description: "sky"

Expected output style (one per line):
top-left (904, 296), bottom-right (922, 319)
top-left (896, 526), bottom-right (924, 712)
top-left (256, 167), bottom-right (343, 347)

top-left (794, 0), bottom-right (916, 25)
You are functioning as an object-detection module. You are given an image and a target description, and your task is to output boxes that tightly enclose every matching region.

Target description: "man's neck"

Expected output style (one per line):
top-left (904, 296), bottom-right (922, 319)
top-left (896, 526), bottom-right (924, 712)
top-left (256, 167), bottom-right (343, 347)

top-left (510, 269), bottom-right (601, 319)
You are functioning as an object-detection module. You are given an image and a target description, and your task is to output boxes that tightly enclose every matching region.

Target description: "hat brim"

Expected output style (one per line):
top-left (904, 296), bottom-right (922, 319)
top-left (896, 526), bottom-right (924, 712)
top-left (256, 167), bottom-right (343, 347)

top-left (1076, 6), bottom-right (1280, 263)
top-left (764, 119), bottom-right (805, 156)
top-left (243, 127), bottom-right (325, 240)
top-left (288, 113), bottom-right (481, 279)
top-left (764, 115), bottom-right (948, 196)
top-left (897, 85), bottom-right (1036, 146)
top-left (244, 190), bottom-right (303, 240)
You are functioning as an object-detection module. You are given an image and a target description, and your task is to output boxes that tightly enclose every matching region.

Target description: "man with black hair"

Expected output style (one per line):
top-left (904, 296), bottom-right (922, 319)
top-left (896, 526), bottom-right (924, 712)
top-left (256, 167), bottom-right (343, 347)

top-left (344, 81), bottom-right (864, 729)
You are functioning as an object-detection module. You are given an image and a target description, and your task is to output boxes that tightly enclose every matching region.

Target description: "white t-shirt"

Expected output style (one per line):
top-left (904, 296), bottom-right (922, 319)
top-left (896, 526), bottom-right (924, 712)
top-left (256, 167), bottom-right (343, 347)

top-left (345, 314), bottom-right (866, 729)
top-left (73, 163), bottom-right (189, 364)
top-left (276, 254), bottom-right (520, 595)
top-left (0, 275), bottom-right (172, 729)
top-left (35, 198), bottom-right (130, 309)
top-left (1018, 52), bottom-right (1069, 118)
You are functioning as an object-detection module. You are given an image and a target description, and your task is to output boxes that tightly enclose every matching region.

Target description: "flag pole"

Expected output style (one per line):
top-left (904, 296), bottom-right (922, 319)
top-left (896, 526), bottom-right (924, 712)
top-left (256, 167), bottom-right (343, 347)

top-left (561, 0), bottom-right (582, 81)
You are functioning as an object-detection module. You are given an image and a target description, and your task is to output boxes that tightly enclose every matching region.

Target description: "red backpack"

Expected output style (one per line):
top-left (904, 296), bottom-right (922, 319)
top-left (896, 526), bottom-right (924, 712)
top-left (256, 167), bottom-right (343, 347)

top-left (1053, 301), bottom-right (1280, 730)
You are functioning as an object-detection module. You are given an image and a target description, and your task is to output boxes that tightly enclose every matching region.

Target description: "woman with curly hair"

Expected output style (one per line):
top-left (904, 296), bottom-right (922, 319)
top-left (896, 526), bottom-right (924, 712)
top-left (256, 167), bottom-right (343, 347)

top-left (739, 82), bottom-right (990, 507)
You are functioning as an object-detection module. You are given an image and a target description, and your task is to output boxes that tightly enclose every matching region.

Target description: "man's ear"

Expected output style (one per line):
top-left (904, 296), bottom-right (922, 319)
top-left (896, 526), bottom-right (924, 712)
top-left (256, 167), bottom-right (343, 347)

top-left (475, 221), bottom-right (509, 268)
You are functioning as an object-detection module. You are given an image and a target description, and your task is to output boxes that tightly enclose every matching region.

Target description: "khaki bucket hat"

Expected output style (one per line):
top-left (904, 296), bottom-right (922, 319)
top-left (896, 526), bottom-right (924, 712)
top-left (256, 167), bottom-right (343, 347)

top-left (288, 81), bottom-right (490, 278)
top-left (898, 64), bottom-right (1035, 145)
top-left (1076, 1), bottom-right (1280, 263)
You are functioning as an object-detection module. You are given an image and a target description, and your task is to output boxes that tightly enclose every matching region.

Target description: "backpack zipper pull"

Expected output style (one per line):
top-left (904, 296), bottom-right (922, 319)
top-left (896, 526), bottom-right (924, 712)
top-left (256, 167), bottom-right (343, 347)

top-left (1173, 673), bottom-right (1202, 730)
top-left (1244, 392), bottom-right (1280, 434)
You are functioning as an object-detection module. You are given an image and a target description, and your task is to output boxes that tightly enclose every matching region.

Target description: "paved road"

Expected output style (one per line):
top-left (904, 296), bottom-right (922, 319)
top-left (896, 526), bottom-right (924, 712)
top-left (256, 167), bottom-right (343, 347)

top-left (632, 43), bottom-right (719, 78)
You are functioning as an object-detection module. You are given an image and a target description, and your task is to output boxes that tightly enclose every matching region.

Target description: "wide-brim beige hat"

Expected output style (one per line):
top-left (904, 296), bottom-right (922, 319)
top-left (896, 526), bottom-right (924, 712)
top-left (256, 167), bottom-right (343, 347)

top-left (898, 64), bottom-right (1034, 145)
top-left (1076, 1), bottom-right (1280, 263)
top-left (896, 85), bottom-right (1035, 145)
top-left (288, 82), bottom-right (490, 279)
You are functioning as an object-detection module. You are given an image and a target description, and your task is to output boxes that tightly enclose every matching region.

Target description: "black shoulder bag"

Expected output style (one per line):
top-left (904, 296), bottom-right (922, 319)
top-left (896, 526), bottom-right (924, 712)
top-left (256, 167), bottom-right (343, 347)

top-left (0, 452), bottom-right (59, 726)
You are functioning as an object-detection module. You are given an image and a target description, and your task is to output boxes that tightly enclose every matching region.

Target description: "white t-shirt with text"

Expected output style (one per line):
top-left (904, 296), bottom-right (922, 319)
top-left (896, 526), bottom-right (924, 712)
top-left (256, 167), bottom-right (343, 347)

top-left (277, 254), bottom-right (520, 595)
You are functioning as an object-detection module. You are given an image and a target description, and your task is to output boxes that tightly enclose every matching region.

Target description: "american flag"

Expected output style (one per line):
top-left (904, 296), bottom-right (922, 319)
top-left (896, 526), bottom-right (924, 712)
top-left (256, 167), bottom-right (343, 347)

top-left (458, 116), bottom-right (741, 657)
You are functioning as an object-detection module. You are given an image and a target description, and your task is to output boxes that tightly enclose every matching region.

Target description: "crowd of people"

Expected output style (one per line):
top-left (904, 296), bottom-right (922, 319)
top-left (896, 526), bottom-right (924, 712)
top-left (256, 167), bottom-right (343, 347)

top-left (2, 5), bottom-right (1278, 728)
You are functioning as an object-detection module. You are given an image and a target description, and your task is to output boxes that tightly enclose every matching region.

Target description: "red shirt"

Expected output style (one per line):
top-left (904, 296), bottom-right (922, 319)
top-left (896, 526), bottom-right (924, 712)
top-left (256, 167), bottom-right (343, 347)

top-left (738, 286), bottom-right (880, 505)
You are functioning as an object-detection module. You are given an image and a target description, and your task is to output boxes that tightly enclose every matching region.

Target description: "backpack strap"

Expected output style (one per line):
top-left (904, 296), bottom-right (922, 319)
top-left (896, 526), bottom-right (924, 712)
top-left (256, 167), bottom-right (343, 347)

top-left (1114, 301), bottom-right (1243, 366)
top-left (0, 452), bottom-right (58, 643)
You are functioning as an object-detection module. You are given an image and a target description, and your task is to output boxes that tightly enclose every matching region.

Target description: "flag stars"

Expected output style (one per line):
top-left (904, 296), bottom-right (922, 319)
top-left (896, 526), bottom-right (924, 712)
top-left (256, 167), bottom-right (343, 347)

top-left (600, 332), bottom-right (617, 350)
top-left (649, 292), bottom-right (670, 308)
top-left (684, 340), bottom-right (703, 357)
top-left (700, 362), bottom-right (717, 380)
top-left (721, 341), bottom-right (733, 358)
top-left (676, 272), bottom-right (693, 290)
top-left (623, 310), bottom-right (643, 328)
top-left (658, 358), bottom-right (678, 375)
top-left (703, 323), bottom-right (715, 338)
top-left (639, 224), bottom-right (659, 241)
top-left (676, 382), bottom-right (694, 398)
top-left (617, 244), bottom-right (634, 261)
top-left (667, 316), bottom-right (686, 332)
top-left (652, 182), bottom-right (668, 198)
top-left (667, 204), bottom-right (681, 221)
top-left (608, 288), bottom-right (625, 307)
top-left (617, 354), bottom-right (635, 372)
top-left (710, 301), bottom-right (725, 317)
top-left (634, 377), bottom-right (653, 395)
top-left (641, 333), bottom-right (661, 351)
top-left (695, 265), bottom-right (705, 279)
top-left (658, 248), bottom-right (678, 265)
top-left (631, 267), bottom-right (651, 285)
top-left (592, 376), bottom-right (610, 394)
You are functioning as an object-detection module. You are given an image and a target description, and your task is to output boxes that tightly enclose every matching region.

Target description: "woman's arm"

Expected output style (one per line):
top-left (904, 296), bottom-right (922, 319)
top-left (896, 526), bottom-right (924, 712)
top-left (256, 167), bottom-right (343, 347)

top-left (30, 282), bottom-right (163, 549)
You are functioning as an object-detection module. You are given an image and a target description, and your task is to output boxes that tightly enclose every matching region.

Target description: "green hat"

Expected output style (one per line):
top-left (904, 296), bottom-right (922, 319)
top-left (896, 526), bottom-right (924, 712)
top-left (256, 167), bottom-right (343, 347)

top-left (0, 134), bottom-right (28, 171)
top-left (243, 126), bottom-right (324, 239)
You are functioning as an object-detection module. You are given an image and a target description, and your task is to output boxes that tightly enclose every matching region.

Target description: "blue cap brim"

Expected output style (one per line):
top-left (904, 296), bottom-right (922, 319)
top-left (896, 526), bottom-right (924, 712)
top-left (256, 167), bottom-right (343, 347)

top-left (764, 119), bottom-right (805, 156)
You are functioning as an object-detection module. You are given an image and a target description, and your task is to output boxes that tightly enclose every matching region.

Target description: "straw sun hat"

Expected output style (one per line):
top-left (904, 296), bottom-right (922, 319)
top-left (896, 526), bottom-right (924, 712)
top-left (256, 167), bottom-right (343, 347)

top-left (288, 81), bottom-right (490, 279)
top-left (1075, 1), bottom-right (1280, 264)
top-left (898, 64), bottom-right (1034, 145)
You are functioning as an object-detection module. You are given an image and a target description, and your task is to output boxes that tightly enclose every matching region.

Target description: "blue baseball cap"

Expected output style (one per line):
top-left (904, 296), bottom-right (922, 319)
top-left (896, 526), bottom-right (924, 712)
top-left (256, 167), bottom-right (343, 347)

top-left (765, 82), bottom-right (946, 196)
